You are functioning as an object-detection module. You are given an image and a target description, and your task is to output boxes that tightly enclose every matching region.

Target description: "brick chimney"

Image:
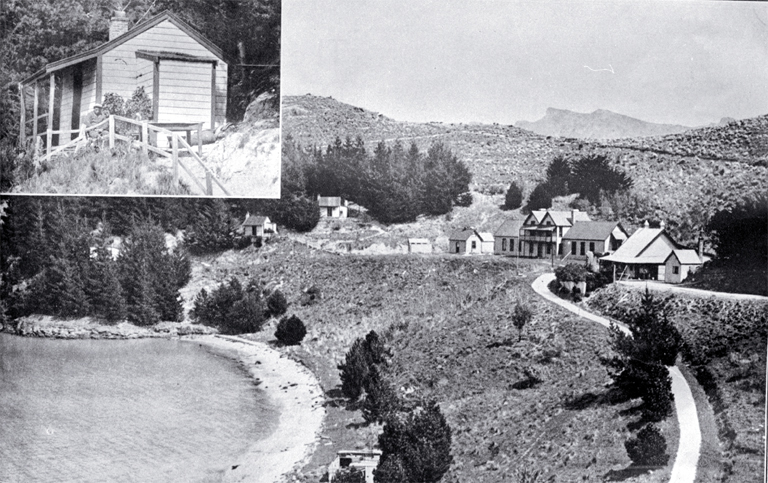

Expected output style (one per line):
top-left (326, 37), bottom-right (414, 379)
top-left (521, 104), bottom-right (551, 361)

top-left (570, 209), bottom-right (578, 224)
top-left (109, 10), bottom-right (129, 41)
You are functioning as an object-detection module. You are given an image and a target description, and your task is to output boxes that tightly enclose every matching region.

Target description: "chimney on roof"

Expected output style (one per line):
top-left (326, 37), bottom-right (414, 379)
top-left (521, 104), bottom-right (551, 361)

top-left (109, 10), bottom-right (129, 41)
top-left (643, 220), bottom-right (650, 228)
top-left (659, 219), bottom-right (666, 230)
top-left (570, 209), bottom-right (578, 224)
top-left (698, 231), bottom-right (704, 260)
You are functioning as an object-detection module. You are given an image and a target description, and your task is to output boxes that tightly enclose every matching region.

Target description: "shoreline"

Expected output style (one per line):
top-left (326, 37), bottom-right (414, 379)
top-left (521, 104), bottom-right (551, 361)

top-left (3, 317), bottom-right (327, 483)
top-left (183, 334), bottom-right (326, 483)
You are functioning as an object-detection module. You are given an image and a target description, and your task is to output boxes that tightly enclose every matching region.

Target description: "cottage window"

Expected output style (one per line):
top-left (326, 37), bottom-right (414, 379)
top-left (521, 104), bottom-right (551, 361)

top-left (589, 242), bottom-right (595, 253)
top-left (673, 266), bottom-right (679, 275)
top-left (558, 244), bottom-right (563, 255)
top-left (580, 242), bottom-right (585, 255)
top-left (327, 207), bottom-right (333, 217)
top-left (502, 238), bottom-right (507, 251)
top-left (455, 243), bottom-right (460, 253)
top-left (471, 241), bottom-right (477, 249)
top-left (571, 241), bottom-right (577, 255)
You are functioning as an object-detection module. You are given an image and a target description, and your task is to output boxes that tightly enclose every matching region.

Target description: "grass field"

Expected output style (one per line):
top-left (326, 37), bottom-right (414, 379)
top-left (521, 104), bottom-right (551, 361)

top-left (185, 239), bottom-right (680, 482)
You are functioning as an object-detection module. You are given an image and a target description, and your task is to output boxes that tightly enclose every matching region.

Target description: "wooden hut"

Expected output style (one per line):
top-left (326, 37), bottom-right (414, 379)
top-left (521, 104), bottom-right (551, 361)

top-left (18, 10), bottom-right (228, 152)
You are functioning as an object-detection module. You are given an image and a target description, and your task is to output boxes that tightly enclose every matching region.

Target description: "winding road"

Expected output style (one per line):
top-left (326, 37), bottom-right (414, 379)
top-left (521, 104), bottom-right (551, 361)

top-left (531, 273), bottom-right (701, 483)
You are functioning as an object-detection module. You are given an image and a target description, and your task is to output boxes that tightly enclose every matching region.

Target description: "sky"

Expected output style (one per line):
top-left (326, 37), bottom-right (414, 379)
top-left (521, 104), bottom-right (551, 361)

top-left (282, 0), bottom-right (768, 127)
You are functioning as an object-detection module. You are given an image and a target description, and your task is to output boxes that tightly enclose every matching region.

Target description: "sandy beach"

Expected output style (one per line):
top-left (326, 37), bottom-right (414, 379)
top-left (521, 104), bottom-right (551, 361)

top-left (187, 335), bottom-right (326, 483)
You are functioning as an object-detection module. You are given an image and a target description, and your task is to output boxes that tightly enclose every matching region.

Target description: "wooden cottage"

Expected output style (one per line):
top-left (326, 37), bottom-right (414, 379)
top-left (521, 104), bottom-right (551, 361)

top-left (241, 214), bottom-right (277, 238)
top-left (600, 221), bottom-right (703, 283)
top-left (318, 196), bottom-right (349, 218)
top-left (561, 221), bottom-right (629, 260)
top-left (18, 10), bottom-right (228, 151)
top-left (493, 218), bottom-right (524, 256)
top-left (449, 228), bottom-right (493, 255)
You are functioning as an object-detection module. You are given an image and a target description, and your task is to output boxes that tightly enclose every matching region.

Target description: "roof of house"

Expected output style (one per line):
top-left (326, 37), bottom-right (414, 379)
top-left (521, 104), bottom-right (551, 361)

top-left (318, 196), bottom-right (344, 207)
top-left (563, 221), bottom-right (625, 241)
top-left (600, 227), bottom-right (678, 264)
top-left (477, 232), bottom-right (494, 242)
top-left (544, 211), bottom-right (573, 226)
top-left (243, 215), bottom-right (269, 226)
top-left (667, 249), bottom-right (702, 265)
top-left (21, 11), bottom-right (226, 85)
top-left (528, 211), bottom-right (547, 224)
top-left (494, 219), bottom-right (524, 237)
top-left (449, 228), bottom-right (478, 241)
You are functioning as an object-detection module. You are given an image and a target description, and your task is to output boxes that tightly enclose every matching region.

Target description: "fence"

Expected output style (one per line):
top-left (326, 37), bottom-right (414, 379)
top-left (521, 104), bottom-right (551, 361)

top-left (34, 115), bottom-right (229, 196)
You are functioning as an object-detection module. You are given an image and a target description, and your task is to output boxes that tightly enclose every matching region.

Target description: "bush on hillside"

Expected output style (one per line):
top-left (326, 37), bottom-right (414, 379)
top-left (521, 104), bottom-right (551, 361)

top-left (375, 400), bottom-right (453, 483)
top-left (333, 467), bottom-right (366, 483)
top-left (555, 263), bottom-right (588, 283)
top-left (454, 191), bottom-right (473, 207)
top-left (512, 303), bottom-right (533, 342)
top-left (360, 366), bottom-right (401, 424)
top-left (266, 289), bottom-right (288, 317)
top-left (503, 181), bottom-right (524, 210)
top-left (625, 424), bottom-right (669, 467)
top-left (275, 315), bottom-right (307, 345)
top-left (338, 330), bottom-right (391, 402)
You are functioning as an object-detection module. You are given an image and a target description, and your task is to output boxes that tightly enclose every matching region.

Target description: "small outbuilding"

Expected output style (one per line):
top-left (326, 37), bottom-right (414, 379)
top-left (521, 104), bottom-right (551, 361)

top-left (664, 249), bottom-right (702, 284)
top-left (449, 228), bottom-right (492, 255)
top-left (318, 196), bottom-right (348, 218)
top-left (327, 449), bottom-right (382, 483)
top-left (241, 213), bottom-right (277, 238)
top-left (408, 238), bottom-right (432, 253)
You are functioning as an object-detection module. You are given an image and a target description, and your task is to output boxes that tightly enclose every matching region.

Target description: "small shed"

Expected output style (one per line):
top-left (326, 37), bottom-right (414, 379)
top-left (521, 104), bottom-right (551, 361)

top-left (408, 238), bottom-right (432, 253)
top-left (18, 10), bottom-right (228, 149)
top-left (328, 449), bottom-right (382, 483)
top-left (242, 213), bottom-right (276, 238)
top-left (318, 196), bottom-right (348, 218)
top-left (663, 249), bottom-right (702, 284)
top-left (449, 228), bottom-right (483, 255)
top-left (477, 232), bottom-right (495, 253)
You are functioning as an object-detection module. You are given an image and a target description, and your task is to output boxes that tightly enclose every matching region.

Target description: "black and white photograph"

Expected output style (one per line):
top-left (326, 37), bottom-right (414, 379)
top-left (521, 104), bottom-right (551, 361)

top-left (2, 1), bottom-right (281, 197)
top-left (1, 1), bottom-right (767, 483)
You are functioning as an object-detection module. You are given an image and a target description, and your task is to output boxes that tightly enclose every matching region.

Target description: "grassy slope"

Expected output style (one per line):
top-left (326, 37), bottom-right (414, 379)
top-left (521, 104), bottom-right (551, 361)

top-left (12, 148), bottom-right (192, 195)
top-left (584, 285), bottom-right (767, 483)
top-left (185, 237), bottom-right (679, 483)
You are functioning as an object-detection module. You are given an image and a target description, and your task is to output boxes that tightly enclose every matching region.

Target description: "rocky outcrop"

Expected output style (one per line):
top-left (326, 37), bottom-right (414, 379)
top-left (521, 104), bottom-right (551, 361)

top-left (5, 316), bottom-right (217, 339)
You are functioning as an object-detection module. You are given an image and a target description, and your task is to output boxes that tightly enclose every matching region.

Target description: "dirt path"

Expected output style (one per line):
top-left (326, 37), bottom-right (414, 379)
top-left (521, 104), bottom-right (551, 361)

top-left (617, 280), bottom-right (768, 302)
top-left (531, 274), bottom-right (701, 483)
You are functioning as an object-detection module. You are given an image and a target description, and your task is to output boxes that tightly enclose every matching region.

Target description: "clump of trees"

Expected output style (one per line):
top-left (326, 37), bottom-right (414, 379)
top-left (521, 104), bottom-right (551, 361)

top-left (338, 330), bottom-right (392, 402)
top-left (625, 424), bottom-right (669, 467)
top-left (0, 198), bottom-right (189, 325)
top-left (283, 136), bottom-right (472, 224)
top-left (191, 278), bottom-right (267, 334)
top-left (274, 314), bottom-right (306, 345)
top-left (525, 154), bottom-right (632, 212)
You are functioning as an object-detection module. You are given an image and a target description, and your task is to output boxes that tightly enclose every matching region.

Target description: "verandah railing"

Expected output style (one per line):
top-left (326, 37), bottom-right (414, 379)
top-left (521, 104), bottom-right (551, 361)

top-left (34, 115), bottom-right (229, 196)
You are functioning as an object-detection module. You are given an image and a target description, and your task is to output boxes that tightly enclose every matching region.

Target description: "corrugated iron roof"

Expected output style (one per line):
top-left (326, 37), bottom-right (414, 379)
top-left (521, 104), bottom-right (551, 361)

top-left (494, 219), bottom-right (524, 237)
top-left (243, 215), bottom-right (269, 226)
top-left (318, 196), bottom-right (343, 207)
top-left (477, 232), bottom-right (494, 242)
top-left (601, 227), bottom-right (674, 264)
top-left (563, 221), bottom-right (625, 241)
top-left (668, 249), bottom-right (702, 265)
top-left (449, 229), bottom-right (477, 241)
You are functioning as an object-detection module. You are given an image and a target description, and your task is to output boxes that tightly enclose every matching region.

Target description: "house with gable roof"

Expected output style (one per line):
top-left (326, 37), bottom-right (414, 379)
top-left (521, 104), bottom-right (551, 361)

top-left (448, 228), bottom-right (493, 255)
top-left (519, 209), bottom-right (590, 258)
top-left (241, 213), bottom-right (277, 238)
top-left (18, 10), bottom-right (229, 150)
top-left (561, 221), bottom-right (629, 260)
top-left (600, 220), bottom-right (703, 283)
top-left (493, 218), bottom-right (524, 256)
top-left (318, 196), bottom-right (349, 218)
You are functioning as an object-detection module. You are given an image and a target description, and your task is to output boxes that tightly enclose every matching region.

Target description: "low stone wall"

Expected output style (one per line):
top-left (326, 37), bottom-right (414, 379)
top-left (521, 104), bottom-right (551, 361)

top-left (3, 316), bottom-right (217, 340)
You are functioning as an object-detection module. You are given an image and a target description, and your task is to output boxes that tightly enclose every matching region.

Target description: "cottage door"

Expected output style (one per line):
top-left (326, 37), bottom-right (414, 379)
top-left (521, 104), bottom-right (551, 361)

top-left (70, 66), bottom-right (83, 140)
top-left (537, 243), bottom-right (543, 258)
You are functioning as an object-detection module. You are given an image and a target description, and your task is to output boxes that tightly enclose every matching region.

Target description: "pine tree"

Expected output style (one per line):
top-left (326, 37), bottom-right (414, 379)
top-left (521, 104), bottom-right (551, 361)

top-left (504, 181), bottom-right (524, 210)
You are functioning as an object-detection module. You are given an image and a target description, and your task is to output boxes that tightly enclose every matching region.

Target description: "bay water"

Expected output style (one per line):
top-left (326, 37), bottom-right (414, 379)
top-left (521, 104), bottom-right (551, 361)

top-left (0, 334), bottom-right (278, 482)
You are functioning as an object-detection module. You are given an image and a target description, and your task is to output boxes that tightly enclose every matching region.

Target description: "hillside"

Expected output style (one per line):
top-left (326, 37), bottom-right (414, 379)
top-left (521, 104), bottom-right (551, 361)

top-left (515, 107), bottom-right (691, 140)
top-left (283, 95), bottom-right (768, 241)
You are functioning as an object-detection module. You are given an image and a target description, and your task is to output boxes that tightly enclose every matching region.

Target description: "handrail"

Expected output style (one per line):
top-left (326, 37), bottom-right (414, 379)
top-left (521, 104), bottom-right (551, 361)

top-left (176, 134), bottom-right (231, 196)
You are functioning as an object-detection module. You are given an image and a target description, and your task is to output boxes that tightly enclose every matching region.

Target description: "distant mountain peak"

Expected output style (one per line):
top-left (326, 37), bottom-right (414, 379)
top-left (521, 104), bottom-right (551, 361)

top-left (517, 108), bottom-right (691, 140)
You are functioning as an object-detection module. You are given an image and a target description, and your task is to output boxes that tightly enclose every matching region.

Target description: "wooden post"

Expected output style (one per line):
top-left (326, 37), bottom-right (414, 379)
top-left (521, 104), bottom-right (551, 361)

top-left (18, 83), bottom-right (26, 145)
top-left (46, 73), bottom-right (55, 155)
top-left (206, 171), bottom-right (212, 196)
top-left (197, 122), bottom-right (203, 156)
top-left (33, 81), bottom-right (39, 143)
top-left (141, 121), bottom-right (148, 156)
top-left (172, 133), bottom-right (179, 186)
top-left (108, 115), bottom-right (115, 149)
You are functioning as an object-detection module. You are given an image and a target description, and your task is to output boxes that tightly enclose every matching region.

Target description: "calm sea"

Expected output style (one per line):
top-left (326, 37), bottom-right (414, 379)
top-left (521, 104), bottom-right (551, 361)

top-left (0, 334), bottom-right (278, 482)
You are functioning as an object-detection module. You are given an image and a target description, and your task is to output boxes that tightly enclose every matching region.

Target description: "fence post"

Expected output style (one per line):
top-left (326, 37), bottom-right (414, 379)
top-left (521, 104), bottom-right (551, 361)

top-left (46, 73), bottom-right (54, 155)
top-left (206, 171), bottom-right (212, 196)
top-left (108, 115), bottom-right (115, 149)
top-left (141, 121), bottom-right (148, 156)
top-left (172, 133), bottom-right (179, 186)
top-left (197, 122), bottom-right (203, 156)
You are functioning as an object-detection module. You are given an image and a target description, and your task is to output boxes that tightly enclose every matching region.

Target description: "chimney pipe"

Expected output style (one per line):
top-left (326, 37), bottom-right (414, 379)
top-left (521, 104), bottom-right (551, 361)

top-left (659, 219), bottom-right (665, 230)
top-left (109, 10), bottom-right (129, 41)
top-left (698, 231), bottom-right (704, 260)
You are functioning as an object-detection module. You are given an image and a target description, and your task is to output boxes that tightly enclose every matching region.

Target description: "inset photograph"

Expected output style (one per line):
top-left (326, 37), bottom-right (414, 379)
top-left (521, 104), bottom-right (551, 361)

top-left (2, 1), bottom-right (280, 197)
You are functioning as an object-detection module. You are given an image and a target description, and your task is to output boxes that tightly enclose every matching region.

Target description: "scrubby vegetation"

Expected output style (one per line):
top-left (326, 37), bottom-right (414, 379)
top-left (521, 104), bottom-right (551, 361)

top-left (625, 424), bottom-right (669, 467)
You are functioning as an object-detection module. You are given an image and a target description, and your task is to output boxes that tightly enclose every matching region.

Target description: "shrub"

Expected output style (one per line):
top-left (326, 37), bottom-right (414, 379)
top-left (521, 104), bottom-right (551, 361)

top-left (625, 424), bottom-right (669, 467)
top-left (454, 191), bottom-right (473, 207)
top-left (376, 400), bottom-right (453, 483)
top-left (191, 278), bottom-right (266, 334)
top-left (299, 284), bottom-right (322, 306)
top-left (512, 303), bottom-right (533, 342)
top-left (275, 315), bottom-right (306, 345)
top-left (503, 181), bottom-right (524, 210)
top-left (333, 467), bottom-right (366, 483)
top-left (338, 330), bottom-right (391, 401)
top-left (641, 364), bottom-right (674, 422)
top-left (360, 366), bottom-right (401, 424)
top-left (265, 289), bottom-right (288, 317)
top-left (555, 262), bottom-right (588, 283)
